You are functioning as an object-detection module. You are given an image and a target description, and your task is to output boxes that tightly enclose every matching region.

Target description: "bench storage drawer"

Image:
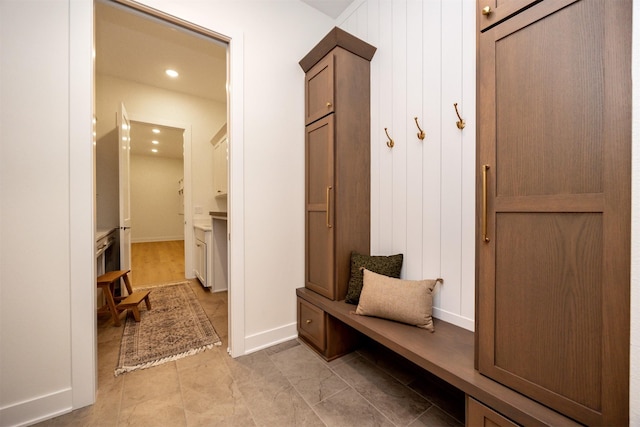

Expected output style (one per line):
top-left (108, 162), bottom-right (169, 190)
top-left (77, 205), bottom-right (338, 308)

top-left (298, 297), bottom-right (326, 351)
top-left (466, 397), bottom-right (519, 427)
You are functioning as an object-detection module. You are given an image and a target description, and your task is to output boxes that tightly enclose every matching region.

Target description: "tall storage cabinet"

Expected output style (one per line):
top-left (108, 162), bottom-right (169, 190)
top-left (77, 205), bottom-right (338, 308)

top-left (297, 27), bottom-right (376, 359)
top-left (476, 0), bottom-right (631, 425)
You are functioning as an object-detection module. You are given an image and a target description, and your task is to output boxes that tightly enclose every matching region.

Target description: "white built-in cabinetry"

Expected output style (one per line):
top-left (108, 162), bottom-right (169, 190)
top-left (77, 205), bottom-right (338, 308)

top-left (211, 124), bottom-right (228, 198)
top-left (194, 225), bottom-right (212, 288)
top-left (338, 0), bottom-right (475, 330)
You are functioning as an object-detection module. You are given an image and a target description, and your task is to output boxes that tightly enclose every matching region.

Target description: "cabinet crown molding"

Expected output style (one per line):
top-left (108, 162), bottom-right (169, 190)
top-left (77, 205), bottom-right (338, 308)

top-left (299, 26), bottom-right (376, 72)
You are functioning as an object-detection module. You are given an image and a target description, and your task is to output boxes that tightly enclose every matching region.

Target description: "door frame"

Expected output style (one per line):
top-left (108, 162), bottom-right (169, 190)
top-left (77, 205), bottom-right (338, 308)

top-left (107, 0), bottom-right (246, 359)
top-left (128, 114), bottom-right (192, 276)
top-left (70, 1), bottom-right (246, 407)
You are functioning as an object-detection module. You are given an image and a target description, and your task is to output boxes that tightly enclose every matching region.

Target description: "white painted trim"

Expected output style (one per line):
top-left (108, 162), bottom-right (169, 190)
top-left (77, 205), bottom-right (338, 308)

top-left (69, 0), bottom-right (96, 412)
top-left (130, 236), bottom-right (185, 244)
top-left (128, 113), bottom-right (193, 278)
top-left (1, 388), bottom-right (72, 427)
top-left (432, 307), bottom-right (474, 332)
top-left (243, 322), bottom-right (298, 355)
top-left (227, 32), bottom-right (245, 357)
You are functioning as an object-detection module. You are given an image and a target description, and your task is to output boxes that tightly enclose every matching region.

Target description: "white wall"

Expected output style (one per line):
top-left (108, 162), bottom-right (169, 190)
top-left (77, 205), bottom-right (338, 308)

top-left (96, 74), bottom-right (226, 223)
top-left (130, 154), bottom-right (184, 242)
top-left (0, 1), bottom-right (95, 425)
top-left (336, 0), bottom-right (476, 330)
top-left (0, 1), bottom-right (333, 424)
top-left (130, 0), bottom-right (335, 351)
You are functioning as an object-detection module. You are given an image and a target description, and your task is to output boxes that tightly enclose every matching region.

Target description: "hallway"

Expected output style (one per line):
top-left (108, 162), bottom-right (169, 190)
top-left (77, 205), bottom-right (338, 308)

top-left (35, 242), bottom-right (464, 426)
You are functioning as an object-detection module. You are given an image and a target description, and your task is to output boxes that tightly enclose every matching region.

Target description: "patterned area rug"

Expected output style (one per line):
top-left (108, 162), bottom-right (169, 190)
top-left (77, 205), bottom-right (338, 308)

top-left (115, 282), bottom-right (221, 376)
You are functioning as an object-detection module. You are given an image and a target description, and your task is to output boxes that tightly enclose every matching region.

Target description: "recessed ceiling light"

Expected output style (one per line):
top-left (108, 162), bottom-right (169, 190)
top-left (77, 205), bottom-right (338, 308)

top-left (152, 128), bottom-right (160, 134)
top-left (151, 140), bottom-right (159, 145)
top-left (151, 148), bottom-right (158, 153)
top-left (165, 69), bottom-right (179, 78)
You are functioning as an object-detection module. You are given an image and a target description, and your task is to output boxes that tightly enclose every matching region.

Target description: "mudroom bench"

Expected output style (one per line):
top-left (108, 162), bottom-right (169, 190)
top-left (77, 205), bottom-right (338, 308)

top-left (296, 287), bottom-right (579, 427)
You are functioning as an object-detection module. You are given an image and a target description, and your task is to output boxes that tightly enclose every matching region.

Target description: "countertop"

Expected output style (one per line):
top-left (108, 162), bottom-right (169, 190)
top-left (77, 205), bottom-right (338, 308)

top-left (96, 228), bottom-right (117, 241)
top-left (209, 211), bottom-right (228, 220)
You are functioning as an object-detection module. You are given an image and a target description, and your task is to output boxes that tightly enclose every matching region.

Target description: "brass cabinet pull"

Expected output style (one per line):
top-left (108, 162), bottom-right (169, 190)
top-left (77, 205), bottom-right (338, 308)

top-left (481, 6), bottom-right (492, 16)
top-left (482, 165), bottom-right (490, 243)
top-left (326, 186), bottom-right (332, 228)
top-left (306, 319), bottom-right (312, 324)
top-left (326, 102), bottom-right (332, 108)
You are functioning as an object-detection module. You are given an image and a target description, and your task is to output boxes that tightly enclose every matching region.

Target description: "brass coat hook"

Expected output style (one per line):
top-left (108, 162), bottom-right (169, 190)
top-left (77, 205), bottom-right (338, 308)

top-left (414, 117), bottom-right (425, 140)
top-left (454, 103), bottom-right (465, 130)
top-left (384, 128), bottom-right (394, 148)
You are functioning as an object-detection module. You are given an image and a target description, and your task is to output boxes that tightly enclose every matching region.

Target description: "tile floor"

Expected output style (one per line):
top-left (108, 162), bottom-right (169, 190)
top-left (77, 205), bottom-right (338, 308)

top-left (36, 280), bottom-right (465, 426)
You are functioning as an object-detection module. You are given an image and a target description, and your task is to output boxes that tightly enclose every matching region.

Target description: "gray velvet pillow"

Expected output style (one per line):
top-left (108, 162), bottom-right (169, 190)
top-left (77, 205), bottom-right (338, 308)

top-left (344, 252), bottom-right (403, 304)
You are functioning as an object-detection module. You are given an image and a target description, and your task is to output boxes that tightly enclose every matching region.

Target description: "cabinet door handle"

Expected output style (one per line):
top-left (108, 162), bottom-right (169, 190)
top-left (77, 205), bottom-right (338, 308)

top-left (306, 319), bottom-right (312, 324)
top-left (326, 186), bottom-right (332, 228)
top-left (482, 165), bottom-right (490, 243)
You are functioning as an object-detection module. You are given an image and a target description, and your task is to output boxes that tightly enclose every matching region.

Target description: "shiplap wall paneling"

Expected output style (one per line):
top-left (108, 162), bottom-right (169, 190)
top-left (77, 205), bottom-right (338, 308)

top-left (460, 0), bottom-right (476, 323)
top-left (438, 0), bottom-right (464, 322)
top-left (405, 0), bottom-right (426, 280)
top-left (376, 0), bottom-right (394, 255)
top-left (421, 0), bottom-right (444, 289)
top-left (338, 0), bottom-right (475, 330)
top-left (391, 0), bottom-right (409, 270)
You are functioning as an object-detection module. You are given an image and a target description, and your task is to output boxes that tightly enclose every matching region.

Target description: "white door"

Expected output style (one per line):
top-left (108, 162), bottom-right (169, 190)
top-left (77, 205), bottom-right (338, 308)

top-left (118, 103), bottom-right (132, 284)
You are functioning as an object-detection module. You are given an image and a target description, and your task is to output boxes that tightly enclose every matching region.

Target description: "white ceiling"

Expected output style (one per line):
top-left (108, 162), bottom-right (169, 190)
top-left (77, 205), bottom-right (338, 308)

top-left (130, 121), bottom-right (185, 159)
top-left (301, 0), bottom-right (355, 19)
top-left (95, 0), bottom-right (354, 159)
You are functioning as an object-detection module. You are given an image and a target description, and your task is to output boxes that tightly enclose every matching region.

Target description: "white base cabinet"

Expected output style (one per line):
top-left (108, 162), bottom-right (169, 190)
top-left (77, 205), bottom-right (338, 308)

top-left (194, 225), bottom-right (213, 288)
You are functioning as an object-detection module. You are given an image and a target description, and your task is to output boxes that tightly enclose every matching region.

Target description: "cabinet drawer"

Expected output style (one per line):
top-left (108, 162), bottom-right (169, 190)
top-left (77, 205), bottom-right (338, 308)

top-left (466, 397), bottom-right (519, 427)
top-left (297, 297), bottom-right (326, 351)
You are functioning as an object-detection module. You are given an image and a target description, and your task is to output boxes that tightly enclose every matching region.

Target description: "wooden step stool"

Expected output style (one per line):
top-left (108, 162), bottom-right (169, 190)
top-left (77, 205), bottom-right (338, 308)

top-left (97, 270), bottom-right (151, 326)
top-left (117, 290), bottom-right (151, 322)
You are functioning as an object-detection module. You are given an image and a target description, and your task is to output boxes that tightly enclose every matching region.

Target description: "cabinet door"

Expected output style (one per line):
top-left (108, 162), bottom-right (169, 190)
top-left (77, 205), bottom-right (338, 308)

top-left (477, 1), bottom-right (630, 425)
top-left (305, 115), bottom-right (335, 299)
top-left (305, 54), bottom-right (334, 125)
top-left (213, 137), bottom-right (228, 197)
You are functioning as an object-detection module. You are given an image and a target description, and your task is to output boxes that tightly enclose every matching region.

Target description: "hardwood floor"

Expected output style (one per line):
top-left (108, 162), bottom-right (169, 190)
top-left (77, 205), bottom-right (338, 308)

top-left (130, 240), bottom-right (186, 288)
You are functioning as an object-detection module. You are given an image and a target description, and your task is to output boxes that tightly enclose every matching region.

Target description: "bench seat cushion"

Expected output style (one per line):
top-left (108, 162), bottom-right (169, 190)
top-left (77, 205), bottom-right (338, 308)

top-left (355, 269), bottom-right (437, 331)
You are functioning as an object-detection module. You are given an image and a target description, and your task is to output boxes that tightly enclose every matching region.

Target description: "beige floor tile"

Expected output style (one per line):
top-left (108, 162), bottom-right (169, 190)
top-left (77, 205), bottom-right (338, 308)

top-left (118, 397), bottom-right (187, 427)
top-left (313, 387), bottom-right (395, 427)
top-left (270, 344), bottom-right (348, 405)
top-left (121, 362), bottom-right (182, 410)
top-left (332, 355), bottom-right (432, 426)
top-left (409, 405), bottom-right (463, 427)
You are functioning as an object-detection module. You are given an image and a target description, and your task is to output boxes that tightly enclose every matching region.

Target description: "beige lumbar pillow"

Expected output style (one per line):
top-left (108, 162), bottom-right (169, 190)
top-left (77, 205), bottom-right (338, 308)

top-left (355, 269), bottom-right (438, 332)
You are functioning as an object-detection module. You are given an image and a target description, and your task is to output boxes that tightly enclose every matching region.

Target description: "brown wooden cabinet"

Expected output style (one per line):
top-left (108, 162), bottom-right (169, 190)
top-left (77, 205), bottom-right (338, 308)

top-left (297, 27), bottom-right (375, 359)
top-left (476, 0), bottom-right (631, 425)
top-left (466, 397), bottom-right (519, 427)
top-left (301, 27), bottom-right (375, 302)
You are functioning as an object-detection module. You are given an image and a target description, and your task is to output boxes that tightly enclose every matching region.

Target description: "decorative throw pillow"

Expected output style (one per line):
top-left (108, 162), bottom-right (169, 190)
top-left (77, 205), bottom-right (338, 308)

top-left (355, 269), bottom-right (438, 332)
top-left (344, 252), bottom-right (403, 304)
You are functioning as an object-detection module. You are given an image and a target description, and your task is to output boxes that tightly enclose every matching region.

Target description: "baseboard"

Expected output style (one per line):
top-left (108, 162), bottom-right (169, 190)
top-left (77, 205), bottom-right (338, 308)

top-left (433, 307), bottom-right (474, 332)
top-left (131, 236), bottom-right (184, 243)
top-left (0, 388), bottom-right (72, 427)
top-left (243, 322), bottom-right (298, 355)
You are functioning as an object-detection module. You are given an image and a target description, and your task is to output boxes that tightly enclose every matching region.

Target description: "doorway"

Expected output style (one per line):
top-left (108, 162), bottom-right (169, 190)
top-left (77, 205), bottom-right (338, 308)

top-left (129, 120), bottom-right (186, 287)
top-left (94, 0), bottom-right (236, 356)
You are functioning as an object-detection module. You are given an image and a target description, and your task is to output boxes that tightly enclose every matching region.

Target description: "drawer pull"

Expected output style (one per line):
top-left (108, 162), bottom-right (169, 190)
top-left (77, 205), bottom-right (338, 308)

top-left (326, 102), bottom-right (332, 108)
top-left (481, 6), bottom-right (492, 16)
top-left (306, 319), bottom-right (312, 324)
